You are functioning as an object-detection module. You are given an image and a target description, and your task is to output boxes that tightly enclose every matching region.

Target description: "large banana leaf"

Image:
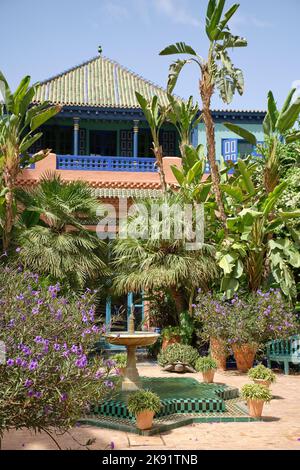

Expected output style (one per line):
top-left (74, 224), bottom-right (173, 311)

top-left (223, 122), bottom-right (257, 146)
top-left (159, 42), bottom-right (197, 56)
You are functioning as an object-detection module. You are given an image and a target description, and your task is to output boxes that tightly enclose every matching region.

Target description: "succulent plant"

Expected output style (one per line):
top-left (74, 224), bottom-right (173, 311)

top-left (241, 384), bottom-right (272, 402)
top-left (195, 356), bottom-right (217, 373)
top-left (127, 390), bottom-right (161, 415)
top-left (248, 365), bottom-right (276, 383)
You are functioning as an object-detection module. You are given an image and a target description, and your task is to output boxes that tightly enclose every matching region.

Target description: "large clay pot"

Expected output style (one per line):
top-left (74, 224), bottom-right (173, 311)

top-left (232, 343), bottom-right (257, 373)
top-left (136, 410), bottom-right (155, 430)
top-left (247, 399), bottom-right (265, 418)
top-left (162, 336), bottom-right (181, 351)
top-left (202, 369), bottom-right (216, 384)
top-left (210, 337), bottom-right (228, 371)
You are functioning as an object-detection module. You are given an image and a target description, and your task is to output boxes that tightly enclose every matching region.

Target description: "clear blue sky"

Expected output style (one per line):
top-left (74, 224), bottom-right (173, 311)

top-left (1, 0), bottom-right (299, 111)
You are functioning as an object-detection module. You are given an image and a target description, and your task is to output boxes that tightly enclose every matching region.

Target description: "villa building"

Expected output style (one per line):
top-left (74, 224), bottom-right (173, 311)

top-left (18, 54), bottom-right (266, 340)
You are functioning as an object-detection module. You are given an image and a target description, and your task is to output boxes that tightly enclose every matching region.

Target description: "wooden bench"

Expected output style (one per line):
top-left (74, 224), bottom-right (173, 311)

top-left (266, 335), bottom-right (300, 375)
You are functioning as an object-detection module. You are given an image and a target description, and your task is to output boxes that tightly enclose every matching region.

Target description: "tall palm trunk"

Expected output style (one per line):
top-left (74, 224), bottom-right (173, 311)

top-left (170, 287), bottom-right (185, 319)
top-left (200, 66), bottom-right (227, 230)
top-left (153, 145), bottom-right (167, 193)
top-left (3, 164), bottom-right (16, 251)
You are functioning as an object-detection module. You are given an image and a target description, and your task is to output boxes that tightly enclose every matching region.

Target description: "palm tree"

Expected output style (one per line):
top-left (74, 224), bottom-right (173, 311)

top-left (15, 174), bottom-right (108, 289)
top-left (112, 195), bottom-right (218, 316)
top-left (159, 0), bottom-right (247, 228)
top-left (0, 72), bottom-right (61, 250)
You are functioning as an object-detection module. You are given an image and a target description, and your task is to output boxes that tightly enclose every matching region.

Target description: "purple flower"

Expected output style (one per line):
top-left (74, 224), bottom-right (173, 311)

top-left (110, 442), bottom-right (115, 450)
top-left (104, 380), bottom-right (114, 389)
top-left (27, 390), bottom-right (34, 397)
top-left (15, 357), bottom-right (22, 366)
top-left (60, 393), bottom-right (68, 402)
top-left (54, 343), bottom-right (60, 351)
top-left (31, 307), bottom-right (39, 315)
top-left (75, 355), bottom-right (88, 369)
top-left (16, 247), bottom-right (21, 253)
top-left (24, 379), bottom-right (33, 388)
top-left (6, 359), bottom-right (15, 367)
top-left (71, 345), bottom-right (78, 354)
top-left (34, 336), bottom-right (44, 344)
top-left (16, 294), bottom-right (25, 301)
top-left (28, 360), bottom-right (38, 371)
top-left (34, 391), bottom-right (42, 399)
top-left (95, 370), bottom-right (104, 379)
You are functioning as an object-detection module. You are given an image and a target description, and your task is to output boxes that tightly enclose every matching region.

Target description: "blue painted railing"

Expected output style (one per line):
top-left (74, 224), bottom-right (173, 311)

top-left (56, 155), bottom-right (158, 173)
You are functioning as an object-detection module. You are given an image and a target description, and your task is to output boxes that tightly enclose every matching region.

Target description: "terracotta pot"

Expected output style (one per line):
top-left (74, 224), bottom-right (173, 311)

top-left (247, 399), bottom-right (265, 418)
top-left (254, 379), bottom-right (271, 389)
top-left (136, 410), bottom-right (155, 430)
top-left (210, 337), bottom-right (228, 371)
top-left (202, 369), bottom-right (216, 384)
top-left (232, 343), bottom-right (258, 373)
top-left (162, 336), bottom-right (181, 351)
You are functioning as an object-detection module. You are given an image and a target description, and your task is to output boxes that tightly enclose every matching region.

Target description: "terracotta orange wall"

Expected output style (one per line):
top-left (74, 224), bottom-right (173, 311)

top-left (18, 154), bottom-right (182, 188)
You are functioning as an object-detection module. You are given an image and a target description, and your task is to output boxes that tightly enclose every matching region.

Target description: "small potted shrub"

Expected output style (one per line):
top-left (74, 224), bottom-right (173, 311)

top-left (248, 365), bottom-right (276, 389)
top-left (111, 353), bottom-right (127, 376)
top-left (161, 326), bottom-right (181, 351)
top-left (158, 343), bottom-right (199, 373)
top-left (127, 390), bottom-right (161, 430)
top-left (241, 384), bottom-right (272, 418)
top-left (195, 356), bottom-right (217, 383)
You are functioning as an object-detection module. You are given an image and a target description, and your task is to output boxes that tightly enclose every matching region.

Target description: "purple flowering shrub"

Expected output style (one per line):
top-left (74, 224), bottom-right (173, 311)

top-left (194, 289), bottom-right (298, 346)
top-left (0, 266), bottom-right (119, 438)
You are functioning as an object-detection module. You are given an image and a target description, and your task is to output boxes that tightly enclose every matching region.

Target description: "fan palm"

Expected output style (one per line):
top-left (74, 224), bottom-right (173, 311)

top-left (15, 174), bottom-right (108, 289)
top-left (112, 195), bottom-right (218, 316)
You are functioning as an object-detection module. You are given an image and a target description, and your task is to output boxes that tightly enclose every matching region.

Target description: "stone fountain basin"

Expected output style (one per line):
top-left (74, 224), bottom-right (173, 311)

top-left (105, 332), bottom-right (160, 347)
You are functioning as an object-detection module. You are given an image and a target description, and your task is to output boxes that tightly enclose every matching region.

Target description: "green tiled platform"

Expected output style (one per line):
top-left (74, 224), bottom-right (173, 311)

top-left (80, 399), bottom-right (258, 436)
top-left (82, 377), bottom-right (256, 434)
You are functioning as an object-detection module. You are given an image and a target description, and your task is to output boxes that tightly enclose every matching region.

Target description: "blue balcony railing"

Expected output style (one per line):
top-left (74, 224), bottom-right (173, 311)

top-left (56, 155), bottom-right (158, 173)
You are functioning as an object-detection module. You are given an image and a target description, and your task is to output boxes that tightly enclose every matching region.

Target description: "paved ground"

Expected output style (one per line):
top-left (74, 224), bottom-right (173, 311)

top-left (2, 363), bottom-right (300, 451)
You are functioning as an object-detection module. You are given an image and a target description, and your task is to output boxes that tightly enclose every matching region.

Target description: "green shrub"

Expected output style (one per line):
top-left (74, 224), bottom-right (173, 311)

top-left (161, 326), bottom-right (181, 340)
top-left (158, 343), bottom-right (199, 368)
top-left (127, 390), bottom-right (161, 416)
top-left (111, 353), bottom-right (127, 368)
top-left (241, 384), bottom-right (272, 402)
top-left (195, 356), bottom-right (217, 372)
top-left (248, 365), bottom-right (276, 383)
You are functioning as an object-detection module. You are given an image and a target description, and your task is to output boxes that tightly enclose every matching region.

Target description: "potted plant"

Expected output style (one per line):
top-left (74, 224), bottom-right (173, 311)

top-left (193, 292), bottom-right (230, 370)
top-left (195, 356), bottom-right (217, 383)
top-left (248, 365), bottom-right (276, 389)
top-left (158, 343), bottom-right (199, 373)
top-left (161, 326), bottom-right (181, 351)
top-left (127, 390), bottom-right (161, 430)
top-left (111, 353), bottom-right (127, 376)
top-left (241, 384), bottom-right (272, 418)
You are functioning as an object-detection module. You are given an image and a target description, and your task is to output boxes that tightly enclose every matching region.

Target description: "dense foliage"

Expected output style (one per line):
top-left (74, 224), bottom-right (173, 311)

top-left (195, 356), bottom-right (217, 372)
top-left (127, 390), bottom-right (161, 416)
top-left (248, 365), bottom-right (276, 383)
top-left (241, 384), bottom-right (272, 402)
top-left (0, 266), bottom-right (118, 438)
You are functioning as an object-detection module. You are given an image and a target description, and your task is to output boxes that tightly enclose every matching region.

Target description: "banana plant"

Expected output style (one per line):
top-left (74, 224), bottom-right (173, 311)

top-left (171, 144), bottom-right (212, 204)
top-left (160, 0), bottom-right (247, 229)
top-left (217, 161), bottom-right (300, 298)
top-left (0, 72), bottom-right (61, 250)
top-left (166, 95), bottom-right (201, 158)
top-left (224, 88), bottom-right (300, 194)
top-left (135, 92), bottom-right (168, 192)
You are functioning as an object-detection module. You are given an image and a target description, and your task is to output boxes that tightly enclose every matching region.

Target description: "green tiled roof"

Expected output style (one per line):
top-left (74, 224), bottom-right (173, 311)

top-left (34, 55), bottom-right (171, 109)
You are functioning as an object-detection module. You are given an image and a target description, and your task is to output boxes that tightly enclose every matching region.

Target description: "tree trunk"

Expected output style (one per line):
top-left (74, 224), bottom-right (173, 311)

top-left (3, 169), bottom-right (15, 251)
top-left (170, 287), bottom-right (185, 318)
top-left (199, 69), bottom-right (227, 230)
top-left (153, 145), bottom-right (167, 193)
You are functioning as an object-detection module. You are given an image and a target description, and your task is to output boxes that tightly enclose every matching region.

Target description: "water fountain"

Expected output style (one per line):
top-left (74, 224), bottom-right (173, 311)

top-left (105, 306), bottom-right (160, 391)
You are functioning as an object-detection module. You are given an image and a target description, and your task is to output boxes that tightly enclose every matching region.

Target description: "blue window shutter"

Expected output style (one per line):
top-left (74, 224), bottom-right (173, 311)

top-left (252, 141), bottom-right (264, 157)
top-left (222, 139), bottom-right (238, 163)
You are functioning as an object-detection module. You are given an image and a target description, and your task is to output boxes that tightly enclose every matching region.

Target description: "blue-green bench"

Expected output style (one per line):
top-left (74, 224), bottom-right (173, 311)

top-left (266, 335), bottom-right (300, 375)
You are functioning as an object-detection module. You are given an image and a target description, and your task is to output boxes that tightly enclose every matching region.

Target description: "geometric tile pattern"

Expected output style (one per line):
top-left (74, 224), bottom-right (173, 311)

top-left (90, 377), bottom-right (240, 421)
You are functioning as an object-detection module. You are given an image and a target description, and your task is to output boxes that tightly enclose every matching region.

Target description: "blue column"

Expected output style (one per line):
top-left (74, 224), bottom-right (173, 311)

top-left (73, 117), bottom-right (80, 155)
top-left (133, 120), bottom-right (139, 158)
